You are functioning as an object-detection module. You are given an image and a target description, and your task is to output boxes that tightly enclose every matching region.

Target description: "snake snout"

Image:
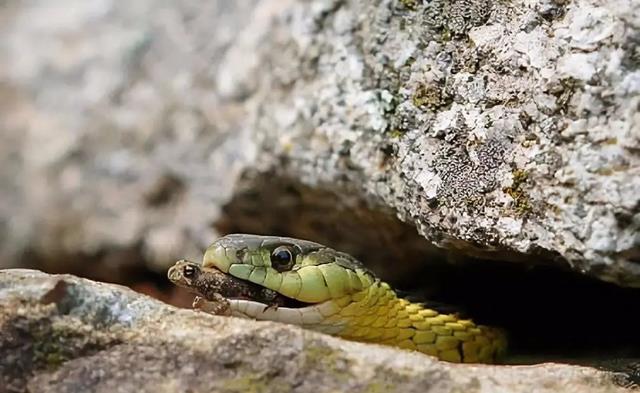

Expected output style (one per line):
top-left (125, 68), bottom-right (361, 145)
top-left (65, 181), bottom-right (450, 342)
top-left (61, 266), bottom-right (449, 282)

top-left (203, 244), bottom-right (235, 272)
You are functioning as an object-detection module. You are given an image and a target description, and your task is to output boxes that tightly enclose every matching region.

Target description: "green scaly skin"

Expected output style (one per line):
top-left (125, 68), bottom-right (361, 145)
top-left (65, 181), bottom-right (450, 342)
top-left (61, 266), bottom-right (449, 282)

top-left (170, 234), bottom-right (507, 363)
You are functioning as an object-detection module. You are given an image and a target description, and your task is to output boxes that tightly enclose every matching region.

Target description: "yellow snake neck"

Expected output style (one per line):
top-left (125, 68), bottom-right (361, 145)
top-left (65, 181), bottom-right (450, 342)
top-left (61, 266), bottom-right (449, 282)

top-left (308, 280), bottom-right (507, 363)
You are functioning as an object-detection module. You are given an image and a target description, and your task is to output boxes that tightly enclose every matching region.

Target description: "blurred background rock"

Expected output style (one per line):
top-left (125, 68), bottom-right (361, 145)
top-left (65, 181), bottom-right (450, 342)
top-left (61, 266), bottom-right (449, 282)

top-left (0, 1), bottom-right (262, 302)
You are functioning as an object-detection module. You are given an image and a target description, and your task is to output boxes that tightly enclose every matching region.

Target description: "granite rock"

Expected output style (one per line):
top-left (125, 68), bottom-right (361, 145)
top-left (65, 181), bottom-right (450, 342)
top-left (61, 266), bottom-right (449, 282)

top-left (0, 269), bottom-right (635, 393)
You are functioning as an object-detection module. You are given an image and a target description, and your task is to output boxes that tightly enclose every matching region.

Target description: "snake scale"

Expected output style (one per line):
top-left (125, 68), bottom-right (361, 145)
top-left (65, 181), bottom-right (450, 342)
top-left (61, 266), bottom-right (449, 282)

top-left (168, 234), bottom-right (507, 363)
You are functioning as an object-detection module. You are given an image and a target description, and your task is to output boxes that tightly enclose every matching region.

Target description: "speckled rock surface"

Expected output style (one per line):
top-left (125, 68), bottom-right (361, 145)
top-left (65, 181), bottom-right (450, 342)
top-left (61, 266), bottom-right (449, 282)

top-left (1, 0), bottom-right (639, 286)
top-left (236, 0), bottom-right (640, 286)
top-left (0, 269), bottom-right (635, 393)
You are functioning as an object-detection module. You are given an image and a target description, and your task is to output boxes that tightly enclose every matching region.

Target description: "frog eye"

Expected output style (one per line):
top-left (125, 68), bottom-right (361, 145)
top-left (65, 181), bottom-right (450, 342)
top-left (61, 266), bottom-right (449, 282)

top-left (183, 264), bottom-right (197, 278)
top-left (271, 246), bottom-right (294, 272)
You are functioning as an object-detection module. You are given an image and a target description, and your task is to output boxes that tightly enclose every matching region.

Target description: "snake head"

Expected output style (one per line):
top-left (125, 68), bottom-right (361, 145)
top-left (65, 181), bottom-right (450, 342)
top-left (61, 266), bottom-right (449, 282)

top-left (201, 234), bottom-right (376, 310)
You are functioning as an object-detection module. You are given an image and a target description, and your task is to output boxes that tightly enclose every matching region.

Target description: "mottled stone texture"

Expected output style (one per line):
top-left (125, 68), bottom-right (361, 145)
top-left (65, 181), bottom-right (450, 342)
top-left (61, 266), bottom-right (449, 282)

top-left (237, 0), bottom-right (640, 286)
top-left (0, 269), bottom-right (635, 393)
top-left (0, 0), bottom-right (639, 286)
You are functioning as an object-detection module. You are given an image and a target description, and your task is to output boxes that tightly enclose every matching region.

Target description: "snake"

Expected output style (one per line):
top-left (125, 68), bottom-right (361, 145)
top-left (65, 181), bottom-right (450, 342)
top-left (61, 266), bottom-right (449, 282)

top-left (167, 234), bottom-right (507, 363)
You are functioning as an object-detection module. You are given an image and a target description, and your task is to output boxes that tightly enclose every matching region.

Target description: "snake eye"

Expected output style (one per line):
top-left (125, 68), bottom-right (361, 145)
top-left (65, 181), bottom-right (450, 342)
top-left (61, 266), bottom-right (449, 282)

top-left (183, 264), bottom-right (197, 278)
top-left (271, 246), bottom-right (294, 272)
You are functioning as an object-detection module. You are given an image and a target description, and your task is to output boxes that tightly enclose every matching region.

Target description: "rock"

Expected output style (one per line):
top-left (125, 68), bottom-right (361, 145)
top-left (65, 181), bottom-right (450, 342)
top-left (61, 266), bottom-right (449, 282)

top-left (235, 0), bottom-right (640, 286)
top-left (0, 269), bottom-right (635, 392)
top-left (0, 0), bottom-right (639, 287)
top-left (0, 0), bottom-right (261, 278)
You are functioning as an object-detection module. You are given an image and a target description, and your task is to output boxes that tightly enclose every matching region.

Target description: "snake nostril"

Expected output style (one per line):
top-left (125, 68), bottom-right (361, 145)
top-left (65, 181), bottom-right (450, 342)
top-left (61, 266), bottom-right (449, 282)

top-left (235, 249), bottom-right (246, 262)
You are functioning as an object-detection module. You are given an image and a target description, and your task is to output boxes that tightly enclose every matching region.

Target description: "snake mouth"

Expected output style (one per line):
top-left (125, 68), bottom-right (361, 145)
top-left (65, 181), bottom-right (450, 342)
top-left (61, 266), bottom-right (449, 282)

top-left (168, 259), bottom-right (316, 310)
top-left (203, 267), bottom-right (334, 326)
top-left (267, 295), bottom-right (311, 309)
top-left (224, 277), bottom-right (312, 309)
top-left (196, 264), bottom-right (315, 310)
top-left (226, 297), bottom-right (334, 327)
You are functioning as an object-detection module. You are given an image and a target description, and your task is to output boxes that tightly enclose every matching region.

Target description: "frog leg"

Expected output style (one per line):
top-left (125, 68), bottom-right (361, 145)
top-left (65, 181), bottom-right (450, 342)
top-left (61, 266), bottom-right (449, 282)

top-left (192, 294), bottom-right (231, 316)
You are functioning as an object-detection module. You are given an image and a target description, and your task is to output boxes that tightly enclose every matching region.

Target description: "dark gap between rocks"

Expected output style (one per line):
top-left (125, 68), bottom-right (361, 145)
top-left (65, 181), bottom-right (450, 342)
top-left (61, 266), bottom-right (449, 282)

top-left (404, 260), bottom-right (640, 362)
top-left (216, 174), bottom-right (640, 366)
